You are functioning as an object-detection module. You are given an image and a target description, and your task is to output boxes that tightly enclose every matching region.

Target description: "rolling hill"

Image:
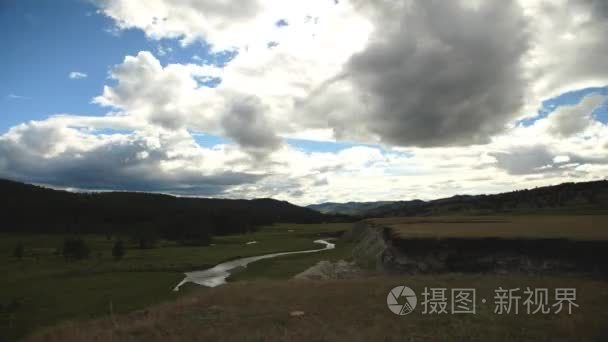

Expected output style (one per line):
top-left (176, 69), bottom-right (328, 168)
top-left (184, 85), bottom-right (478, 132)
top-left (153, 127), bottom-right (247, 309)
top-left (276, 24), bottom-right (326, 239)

top-left (0, 178), bottom-right (325, 239)
top-left (310, 180), bottom-right (608, 217)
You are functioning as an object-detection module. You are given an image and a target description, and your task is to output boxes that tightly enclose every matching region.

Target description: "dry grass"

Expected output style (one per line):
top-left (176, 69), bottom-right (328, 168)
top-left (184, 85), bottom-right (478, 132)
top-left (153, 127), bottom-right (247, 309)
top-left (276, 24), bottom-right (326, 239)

top-left (369, 216), bottom-right (608, 240)
top-left (28, 274), bottom-right (608, 342)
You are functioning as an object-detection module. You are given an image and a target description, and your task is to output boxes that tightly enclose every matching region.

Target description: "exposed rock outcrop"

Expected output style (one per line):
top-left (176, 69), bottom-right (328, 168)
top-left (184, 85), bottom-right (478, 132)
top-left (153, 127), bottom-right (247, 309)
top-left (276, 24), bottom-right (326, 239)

top-left (293, 260), bottom-right (360, 280)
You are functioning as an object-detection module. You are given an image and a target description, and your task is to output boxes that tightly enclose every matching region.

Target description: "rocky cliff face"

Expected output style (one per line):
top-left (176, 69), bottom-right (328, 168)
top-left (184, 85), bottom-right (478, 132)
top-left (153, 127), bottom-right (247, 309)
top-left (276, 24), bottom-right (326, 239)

top-left (351, 221), bottom-right (608, 277)
top-left (350, 221), bottom-right (390, 270)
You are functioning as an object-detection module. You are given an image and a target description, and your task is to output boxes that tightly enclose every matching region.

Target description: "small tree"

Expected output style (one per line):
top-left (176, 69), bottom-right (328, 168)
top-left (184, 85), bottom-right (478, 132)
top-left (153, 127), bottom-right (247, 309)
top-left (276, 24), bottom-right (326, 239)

top-left (61, 238), bottom-right (90, 260)
top-left (129, 228), bottom-right (158, 249)
top-left (13, 242), bottom-right (24, 259)
top-left (112, 240), bottom-right (126, 260)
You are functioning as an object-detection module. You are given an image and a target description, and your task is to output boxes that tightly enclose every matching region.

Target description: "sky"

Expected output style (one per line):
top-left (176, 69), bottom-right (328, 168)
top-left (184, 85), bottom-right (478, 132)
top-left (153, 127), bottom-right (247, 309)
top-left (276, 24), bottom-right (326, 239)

top-left (1, 0), bottom-right (608, 205)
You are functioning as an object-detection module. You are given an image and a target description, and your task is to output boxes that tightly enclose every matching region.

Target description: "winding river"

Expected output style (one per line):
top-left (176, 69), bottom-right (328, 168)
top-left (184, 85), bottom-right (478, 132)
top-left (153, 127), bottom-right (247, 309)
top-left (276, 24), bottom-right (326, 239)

top-left (173, 239), bottom-right (335, 291)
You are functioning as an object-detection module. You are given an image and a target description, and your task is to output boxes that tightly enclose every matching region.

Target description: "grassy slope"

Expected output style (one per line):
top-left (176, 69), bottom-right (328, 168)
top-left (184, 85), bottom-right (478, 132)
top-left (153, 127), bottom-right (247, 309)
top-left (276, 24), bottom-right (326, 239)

top-left (29, 274), bottom-right (608, 342)
top-left (0, 223), bottom-right (351, 341)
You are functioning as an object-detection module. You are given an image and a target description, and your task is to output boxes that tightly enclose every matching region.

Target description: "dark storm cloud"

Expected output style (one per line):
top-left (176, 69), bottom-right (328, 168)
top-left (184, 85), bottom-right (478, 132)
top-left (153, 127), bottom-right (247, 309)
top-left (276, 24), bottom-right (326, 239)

top-left (587, 0), bottom-right (608, 18)
top-left (490, 145), bottom-right (608, 175)
top-left (221, 95), bottom-right (282, 158)
top-left (545, 94), bottom-right (606, 137)
top-left (0, 124), bottom-right (262, 196)
top-left (490, 145), bottom-right (554, 175)
top-left (338, 0), bottom-right (530, 147)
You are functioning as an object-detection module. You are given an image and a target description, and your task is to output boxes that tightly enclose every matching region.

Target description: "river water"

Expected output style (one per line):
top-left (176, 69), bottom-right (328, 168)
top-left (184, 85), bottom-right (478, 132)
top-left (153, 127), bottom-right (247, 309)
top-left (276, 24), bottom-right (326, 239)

top-left (173, 240), bottom-right (335, 291)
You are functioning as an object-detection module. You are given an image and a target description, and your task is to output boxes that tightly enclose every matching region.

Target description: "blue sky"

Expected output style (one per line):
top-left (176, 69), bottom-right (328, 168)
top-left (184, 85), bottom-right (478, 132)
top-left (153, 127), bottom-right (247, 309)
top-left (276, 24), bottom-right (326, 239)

top-left (0, 0), bottom-right (233, 132)
top-left (520, 86), bottom-right (608, 127)
top-left (2, 0), bottom-right (139, 129)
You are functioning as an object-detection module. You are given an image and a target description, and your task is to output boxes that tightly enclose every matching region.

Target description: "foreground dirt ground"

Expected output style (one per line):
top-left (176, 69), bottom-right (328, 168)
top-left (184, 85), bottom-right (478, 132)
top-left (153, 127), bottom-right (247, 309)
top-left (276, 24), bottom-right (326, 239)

top-left (29, 274), bottom-right (608, 341)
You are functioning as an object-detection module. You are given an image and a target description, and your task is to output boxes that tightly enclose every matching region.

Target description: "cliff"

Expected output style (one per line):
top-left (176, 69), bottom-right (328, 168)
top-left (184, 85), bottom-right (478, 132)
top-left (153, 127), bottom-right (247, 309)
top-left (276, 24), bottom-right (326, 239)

top-left (351, 220), bottom-right (608, 277)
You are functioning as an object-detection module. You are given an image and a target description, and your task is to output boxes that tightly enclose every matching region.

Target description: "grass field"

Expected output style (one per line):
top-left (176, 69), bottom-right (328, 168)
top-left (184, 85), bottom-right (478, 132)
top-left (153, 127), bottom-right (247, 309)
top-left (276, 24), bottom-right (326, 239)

top-left (0, 223), bottom-right (352, 341)
top-left (370, 215), bottom-right (608, 240)
top-left (6, 216), bottom-right (608, 341)
top-left (28, 274), bottom-right (608, 341)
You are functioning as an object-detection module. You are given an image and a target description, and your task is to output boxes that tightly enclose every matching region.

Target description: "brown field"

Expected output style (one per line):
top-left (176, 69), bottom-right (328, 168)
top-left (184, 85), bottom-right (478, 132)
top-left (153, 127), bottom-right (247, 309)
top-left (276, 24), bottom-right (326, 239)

top-left (28, 274), bottom-right (608, 342)
top-left (369, 215), bottom-right (608, 240)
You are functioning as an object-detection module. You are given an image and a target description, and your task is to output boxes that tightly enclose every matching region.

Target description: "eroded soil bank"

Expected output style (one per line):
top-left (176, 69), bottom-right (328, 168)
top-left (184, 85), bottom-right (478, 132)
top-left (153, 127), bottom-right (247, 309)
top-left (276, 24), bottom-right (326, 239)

top-left (351, 221), bottom-right (608, 276)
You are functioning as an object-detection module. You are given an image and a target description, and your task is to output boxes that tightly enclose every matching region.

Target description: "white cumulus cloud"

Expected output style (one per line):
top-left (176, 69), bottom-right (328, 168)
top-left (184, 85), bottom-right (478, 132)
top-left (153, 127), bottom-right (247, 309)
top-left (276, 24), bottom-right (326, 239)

top-left (68, 71), bottom-right (88, 79)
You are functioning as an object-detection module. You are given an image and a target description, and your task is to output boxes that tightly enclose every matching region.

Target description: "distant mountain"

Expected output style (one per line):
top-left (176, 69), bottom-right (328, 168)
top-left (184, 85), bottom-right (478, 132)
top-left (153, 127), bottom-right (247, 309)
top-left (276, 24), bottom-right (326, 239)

top-left (366, 180), bottom-right (608, 217)
top-left (307, 201), bottom-right (398, 215)
top-left (309, 180), bottom-right (608, 217)
top-left (0, 179), bottom-right (326, 240)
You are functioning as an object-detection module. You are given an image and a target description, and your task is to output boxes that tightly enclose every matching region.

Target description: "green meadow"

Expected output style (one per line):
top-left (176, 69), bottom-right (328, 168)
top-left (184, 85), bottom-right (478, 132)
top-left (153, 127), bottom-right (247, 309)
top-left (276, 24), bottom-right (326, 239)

top-left (0, 223), bottom-right (352, 341)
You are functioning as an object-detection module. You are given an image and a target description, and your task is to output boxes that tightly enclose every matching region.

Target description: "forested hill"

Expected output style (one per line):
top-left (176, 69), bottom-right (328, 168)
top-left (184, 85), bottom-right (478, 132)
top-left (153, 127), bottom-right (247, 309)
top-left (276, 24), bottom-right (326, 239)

top-left (366, 180), bottom-right (608, 217)
top-left (0, 179), bottom-right (325, 241)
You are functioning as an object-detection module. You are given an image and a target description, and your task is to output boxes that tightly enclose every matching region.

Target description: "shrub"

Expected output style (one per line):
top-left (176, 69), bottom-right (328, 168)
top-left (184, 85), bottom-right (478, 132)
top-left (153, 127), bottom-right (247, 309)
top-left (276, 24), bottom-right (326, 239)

top-left (13, 242), bottom-right (24, 259)
top-left (61, 238), bottom-right (90, 260)
top-left (112, 240), bottom-right (126, 260)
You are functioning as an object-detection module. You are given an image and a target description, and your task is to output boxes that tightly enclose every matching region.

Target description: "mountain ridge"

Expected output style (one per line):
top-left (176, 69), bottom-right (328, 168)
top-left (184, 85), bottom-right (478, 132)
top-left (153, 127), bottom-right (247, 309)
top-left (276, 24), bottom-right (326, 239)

top-left (309, 180), bottom-right (608, 216)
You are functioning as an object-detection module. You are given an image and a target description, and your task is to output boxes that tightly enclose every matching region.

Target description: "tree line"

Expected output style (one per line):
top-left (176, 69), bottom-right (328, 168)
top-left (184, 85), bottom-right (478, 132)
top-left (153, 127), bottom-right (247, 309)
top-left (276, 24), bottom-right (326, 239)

top-left (0, 179), bottom-right (329, 245)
